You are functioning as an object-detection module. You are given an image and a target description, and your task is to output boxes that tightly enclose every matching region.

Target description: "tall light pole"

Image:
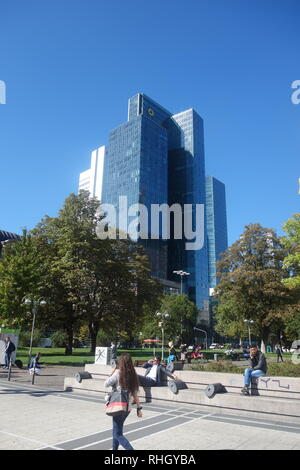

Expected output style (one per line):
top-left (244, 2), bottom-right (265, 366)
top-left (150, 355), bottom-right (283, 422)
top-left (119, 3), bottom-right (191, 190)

top-left (244, 319), bottom-right (254, 346)
top-left (173, 270), bottom-right (190, 339)
top-left (156, 312), bottom-right (170, 361)
top-left (193, 327), bottom-right (208, 350)
top-left (22, 297), bottom-right (47, 359)
top-left (173, 270), bottom-right (190, 294)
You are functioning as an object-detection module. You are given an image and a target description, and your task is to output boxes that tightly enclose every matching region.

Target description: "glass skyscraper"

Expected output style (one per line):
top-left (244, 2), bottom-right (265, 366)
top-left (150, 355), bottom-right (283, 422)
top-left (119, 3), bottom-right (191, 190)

top-left (205, 176), bottom-right (228, 289)
top-left (86, 93), bottom-right (228, 323)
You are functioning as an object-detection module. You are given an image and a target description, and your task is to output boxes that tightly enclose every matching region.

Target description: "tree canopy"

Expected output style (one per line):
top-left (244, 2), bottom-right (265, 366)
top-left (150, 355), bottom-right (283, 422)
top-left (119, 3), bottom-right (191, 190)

top-left (0, 191), bottom-right (162, 353)
top-left (214, 224), bottom-right (292, 351)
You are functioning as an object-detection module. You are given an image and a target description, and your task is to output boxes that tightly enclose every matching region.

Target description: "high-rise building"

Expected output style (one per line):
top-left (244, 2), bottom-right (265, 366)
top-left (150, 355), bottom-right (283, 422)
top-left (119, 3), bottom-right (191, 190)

top-left (79, 94), bottom-right (228, 324)
top-left (79, 146), bottom-right (105, 200)
top-left (205, 176), bottom-right (228, 289)
top-left (101, 94), bottom-right (210, 315)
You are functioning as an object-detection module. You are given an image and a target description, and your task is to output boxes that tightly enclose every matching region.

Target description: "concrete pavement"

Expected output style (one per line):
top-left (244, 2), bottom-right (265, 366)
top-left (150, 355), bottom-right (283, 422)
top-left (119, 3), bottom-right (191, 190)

top-left (0, 365), bottom-right (300, 450)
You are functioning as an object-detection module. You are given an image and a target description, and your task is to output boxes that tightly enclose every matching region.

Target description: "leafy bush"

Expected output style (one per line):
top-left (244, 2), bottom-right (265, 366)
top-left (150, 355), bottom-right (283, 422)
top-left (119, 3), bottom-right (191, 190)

top-left (96, 330), bottom-right (112, 347)
top-left (191, 360), bottom-right (244, 374)
top-left (267, 360), bottom-right (300, 377)
top-left (191, 359), bottom-right (300, 377)
top-left (51, 330), bottom-right (68, 348)
top-left (19, 329), bottom-right (42, 347)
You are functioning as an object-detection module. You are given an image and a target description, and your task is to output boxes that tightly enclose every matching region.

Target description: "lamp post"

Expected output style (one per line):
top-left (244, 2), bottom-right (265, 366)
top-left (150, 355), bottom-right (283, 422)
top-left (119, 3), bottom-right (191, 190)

top-left (22, 297), bottom-right (47, 359)
top-left (173, 270), bottom-right (190, 294)
top-left (156, 312), bottom-right (170, 361)
top-left (244, 319), bottom-right (254, 346)
top-left (173, 270), bottom-right (190, 339)
top-left (193, 327), bottom-right (208, 350)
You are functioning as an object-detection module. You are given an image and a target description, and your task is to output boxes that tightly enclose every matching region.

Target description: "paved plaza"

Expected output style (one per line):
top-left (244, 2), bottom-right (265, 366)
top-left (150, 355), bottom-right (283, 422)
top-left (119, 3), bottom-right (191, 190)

top-left (0, 366), bottom-right (300, 451)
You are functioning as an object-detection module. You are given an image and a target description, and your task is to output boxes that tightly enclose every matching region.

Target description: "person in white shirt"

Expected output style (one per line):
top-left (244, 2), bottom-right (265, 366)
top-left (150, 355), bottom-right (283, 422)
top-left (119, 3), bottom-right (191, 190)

top-left (138, 355), bottom-right (178, 387)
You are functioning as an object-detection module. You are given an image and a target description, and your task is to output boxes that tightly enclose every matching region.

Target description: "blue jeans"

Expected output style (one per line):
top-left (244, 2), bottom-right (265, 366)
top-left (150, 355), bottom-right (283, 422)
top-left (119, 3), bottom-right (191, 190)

top-left (4, 352), bottom-right (12, 368)
top-left (244, 368), bottom-right (266, 386)
top-left (112, 412), bottom-right (133, 450)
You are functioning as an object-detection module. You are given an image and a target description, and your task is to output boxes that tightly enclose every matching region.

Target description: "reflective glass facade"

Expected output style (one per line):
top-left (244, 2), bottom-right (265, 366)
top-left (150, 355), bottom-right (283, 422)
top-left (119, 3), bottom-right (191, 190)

top-left (168, 109), bottom-right (208, 309)
top-left (205, 176), bottom-right (228, 288)
top-left (101, 93), bottom-right (226, 312)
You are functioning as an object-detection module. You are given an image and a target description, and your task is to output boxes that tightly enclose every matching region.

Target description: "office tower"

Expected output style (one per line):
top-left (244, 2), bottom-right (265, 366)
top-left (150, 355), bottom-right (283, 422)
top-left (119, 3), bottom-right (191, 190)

top-left (79, 146), bottom-right (105, 200)
top-left (205, 176), bottom-right (228, 290)
top-left (101, 94), bottom-right (170, 280)
top-left (101, 93), bottom-right (210, 314)
top-left (167, 108), bottom-right (208, 315)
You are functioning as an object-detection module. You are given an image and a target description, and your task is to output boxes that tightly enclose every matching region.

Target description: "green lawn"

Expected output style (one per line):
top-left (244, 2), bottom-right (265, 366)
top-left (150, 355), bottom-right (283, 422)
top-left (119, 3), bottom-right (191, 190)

top-left (16, 347), bottom-right (163, 367)
top-left (15, 347), bottom-right (295, 371)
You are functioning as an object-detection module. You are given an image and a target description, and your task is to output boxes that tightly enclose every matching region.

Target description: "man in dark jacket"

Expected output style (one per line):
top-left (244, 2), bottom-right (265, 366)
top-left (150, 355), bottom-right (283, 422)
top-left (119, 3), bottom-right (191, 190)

top-left (241, 345), bottom-right (268, 395)
top-left (3, 337), bottom-right (15, 369)
top-left (275, 344), bottom-right (284, 363)
top-left (138, 355), bottom-right (178, 387)
top-left (110, 342), bottom-right (117, 367)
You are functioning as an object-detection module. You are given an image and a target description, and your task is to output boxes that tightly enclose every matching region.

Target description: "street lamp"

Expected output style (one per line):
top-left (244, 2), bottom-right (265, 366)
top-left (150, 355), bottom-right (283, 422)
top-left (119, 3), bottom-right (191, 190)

top-left (173, 270), bottom-right (190, 294)
top-left (193, 327), bottom-right (208, 350)
top-left (156, 312), bottom-right (170, 361)
top-left (244, 319), bottom-right (254, 346)
top-left (22, 297), bottom-right (47, 359)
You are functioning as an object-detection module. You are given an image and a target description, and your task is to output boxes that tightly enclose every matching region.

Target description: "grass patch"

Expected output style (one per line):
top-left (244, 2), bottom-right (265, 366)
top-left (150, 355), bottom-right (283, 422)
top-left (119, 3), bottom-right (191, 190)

top-left (15, 347), bottom-right (163, 367)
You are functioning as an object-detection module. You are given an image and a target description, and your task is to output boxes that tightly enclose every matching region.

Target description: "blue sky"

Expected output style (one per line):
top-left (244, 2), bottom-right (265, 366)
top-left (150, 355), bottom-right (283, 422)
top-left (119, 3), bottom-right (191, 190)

top-left (0, 0), bottom-right (299, 245)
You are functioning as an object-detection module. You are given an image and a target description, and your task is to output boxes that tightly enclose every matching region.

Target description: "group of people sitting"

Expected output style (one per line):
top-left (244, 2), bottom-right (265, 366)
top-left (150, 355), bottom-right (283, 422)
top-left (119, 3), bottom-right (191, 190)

top-left (166, 341), bottom-right (204, 364)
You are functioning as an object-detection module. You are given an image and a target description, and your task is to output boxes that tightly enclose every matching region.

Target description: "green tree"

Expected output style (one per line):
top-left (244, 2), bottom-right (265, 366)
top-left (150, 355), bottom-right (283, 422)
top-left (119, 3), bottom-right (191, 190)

top-left (282, 213), bottom-right (300, 288)
top-left (214, 224), bottom-right (292, 351)
top-left (140, 294), bottom-right (198, 346)
top-left (0, 230), bottom-right (48, 330)
top-left (281, 214), bottom-right (300, 344)
top-left (0, 191), bottom-right (162, 354)
top-left (32, 191), bottom-right (161, 353)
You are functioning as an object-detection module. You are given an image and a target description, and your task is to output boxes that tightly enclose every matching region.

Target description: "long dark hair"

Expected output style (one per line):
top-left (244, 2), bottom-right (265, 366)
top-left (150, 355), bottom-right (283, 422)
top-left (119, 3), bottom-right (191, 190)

top-left (118, 353), bottom-right (139, 396)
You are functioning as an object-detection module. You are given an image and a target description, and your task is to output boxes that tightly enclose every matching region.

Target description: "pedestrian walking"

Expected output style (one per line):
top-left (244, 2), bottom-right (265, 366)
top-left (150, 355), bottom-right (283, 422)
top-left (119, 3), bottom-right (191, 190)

top-left (111, 341), bottom-right (117, 367)
top-left (241, 344), bottom-right (268, 395)
top-left (275, 344), bottom-right (284, 363)
top-left (3, 337), bottom-right (15, 369)
top-left (104, 353), bottom-right (142, 450)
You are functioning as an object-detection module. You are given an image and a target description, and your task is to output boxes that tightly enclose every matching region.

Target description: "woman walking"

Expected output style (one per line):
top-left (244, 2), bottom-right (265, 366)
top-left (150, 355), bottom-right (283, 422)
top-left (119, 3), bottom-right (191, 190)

top-left (104, 353), bottom-right (142, 450)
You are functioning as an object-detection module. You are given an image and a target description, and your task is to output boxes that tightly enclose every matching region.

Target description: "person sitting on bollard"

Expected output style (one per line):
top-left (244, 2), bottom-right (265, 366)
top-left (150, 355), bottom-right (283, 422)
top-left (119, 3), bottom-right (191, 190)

top-left (28, 352), bottom-right (43, 375)
top-left (138, 355), bottom-right (179, 387)
top-left (241, 345), bottom-right (267, 396)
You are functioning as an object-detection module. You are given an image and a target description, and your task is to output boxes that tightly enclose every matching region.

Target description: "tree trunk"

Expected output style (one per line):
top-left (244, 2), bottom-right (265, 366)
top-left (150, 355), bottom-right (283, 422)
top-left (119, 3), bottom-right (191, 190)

top-left (260, 326), bottom-right (269, 353)
top-left (260, 339), bottom-right (266, 353)
top-left (65, 326), bottom-right (73, 355)
top-left (89, 321), bottom-right (100, 354)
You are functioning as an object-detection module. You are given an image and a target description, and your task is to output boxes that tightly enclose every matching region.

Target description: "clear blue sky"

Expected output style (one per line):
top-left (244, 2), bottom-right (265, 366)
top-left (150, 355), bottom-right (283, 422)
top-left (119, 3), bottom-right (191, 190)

top-left (0, 0), bottom-right (299, 245)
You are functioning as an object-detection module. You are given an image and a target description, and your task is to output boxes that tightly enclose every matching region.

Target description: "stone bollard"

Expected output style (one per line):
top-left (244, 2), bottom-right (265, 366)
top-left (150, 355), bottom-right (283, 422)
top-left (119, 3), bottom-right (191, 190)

top-left (75, 371), bottom-right (92, 383)
top-left (168, 379), bottom-right (188, 394)
top-left (205, 383), bottom-right (227, 398)
top-left (250, 377), bottom-right (260, 396)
